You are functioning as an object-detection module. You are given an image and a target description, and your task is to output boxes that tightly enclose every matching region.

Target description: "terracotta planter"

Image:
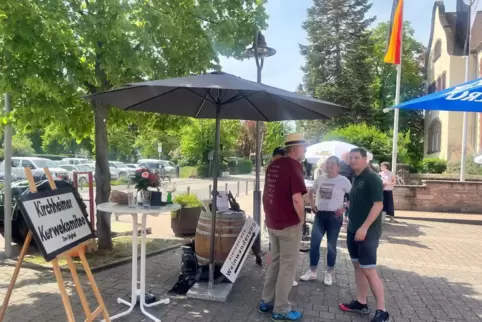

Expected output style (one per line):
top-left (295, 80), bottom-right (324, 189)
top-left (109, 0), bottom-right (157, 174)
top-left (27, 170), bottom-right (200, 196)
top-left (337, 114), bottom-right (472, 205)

top-left (171, 206), bottom-right (202, 237)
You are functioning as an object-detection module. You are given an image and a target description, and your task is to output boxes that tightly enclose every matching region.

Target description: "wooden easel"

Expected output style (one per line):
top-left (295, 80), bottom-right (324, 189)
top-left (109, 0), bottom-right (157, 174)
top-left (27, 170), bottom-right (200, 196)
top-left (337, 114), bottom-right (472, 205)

top-left (0, 168), bottom-right (111, 322)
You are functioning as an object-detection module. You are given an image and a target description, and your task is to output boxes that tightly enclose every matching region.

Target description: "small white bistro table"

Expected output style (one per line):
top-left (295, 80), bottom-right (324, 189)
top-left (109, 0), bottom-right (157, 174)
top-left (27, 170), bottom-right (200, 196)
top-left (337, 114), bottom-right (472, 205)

top-left (96, 202), bottom-right (181, 322)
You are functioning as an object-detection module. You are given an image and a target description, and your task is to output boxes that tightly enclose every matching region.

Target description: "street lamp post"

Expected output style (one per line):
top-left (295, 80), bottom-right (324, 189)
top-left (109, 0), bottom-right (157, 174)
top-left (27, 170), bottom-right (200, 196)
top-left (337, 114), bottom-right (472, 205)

top-left (244, 31), bottom-right (276, 261)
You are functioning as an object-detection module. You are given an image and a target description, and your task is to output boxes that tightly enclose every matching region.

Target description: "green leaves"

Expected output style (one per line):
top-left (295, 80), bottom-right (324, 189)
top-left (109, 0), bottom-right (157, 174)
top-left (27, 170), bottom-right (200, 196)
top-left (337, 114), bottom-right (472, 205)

top-left (299, 1), bottom-right (424, 165)
top-left (1, 0), bottom-right (267, 156)
top-left (177, 118), bottom-right (241, 166)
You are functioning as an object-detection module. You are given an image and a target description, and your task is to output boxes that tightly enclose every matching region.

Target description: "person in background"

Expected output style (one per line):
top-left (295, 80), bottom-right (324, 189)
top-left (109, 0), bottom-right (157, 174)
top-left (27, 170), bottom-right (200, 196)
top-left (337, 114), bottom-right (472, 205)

top-left (367, 161), bottom-right (378, 172)
top-left (300, 156), bottom-right (351, 286)
top-left (339, 148), bottom-right (389, 322)
top-left (339, 151), bottom-right (354, 226)
top-left (313, 158), bottom-right (326, 180)
top-left (258, 133), bottom-right (307, 321)
top-left (304, 159), bottom-right (313, 179)
top-left (379, 162), bottom-right (396, 223)
top-left (272, 147), bottom-right (285, 162)
top-left (340, 151), bottom-right (355, 182)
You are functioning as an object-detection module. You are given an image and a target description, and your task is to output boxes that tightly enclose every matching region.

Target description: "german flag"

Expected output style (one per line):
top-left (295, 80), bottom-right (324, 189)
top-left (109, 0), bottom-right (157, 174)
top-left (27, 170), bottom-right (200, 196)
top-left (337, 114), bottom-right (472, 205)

top-left (384, 0), bottom-right (404, 65)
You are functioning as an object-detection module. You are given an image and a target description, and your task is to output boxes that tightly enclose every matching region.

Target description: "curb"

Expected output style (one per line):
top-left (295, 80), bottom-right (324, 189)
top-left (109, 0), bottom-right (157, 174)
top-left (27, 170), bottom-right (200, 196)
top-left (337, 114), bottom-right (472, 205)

top-left (1, 243), bottom-right (182, 274)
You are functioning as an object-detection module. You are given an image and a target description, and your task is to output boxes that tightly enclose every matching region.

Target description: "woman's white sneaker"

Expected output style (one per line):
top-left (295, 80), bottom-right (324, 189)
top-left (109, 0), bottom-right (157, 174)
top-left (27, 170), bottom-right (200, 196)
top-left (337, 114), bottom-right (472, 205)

top-left (292, 281), bottom-right (299, 287)
top-left (324, 271), bottom-right (333, 286)
top-left (300, 270), bottom-right (317, 281)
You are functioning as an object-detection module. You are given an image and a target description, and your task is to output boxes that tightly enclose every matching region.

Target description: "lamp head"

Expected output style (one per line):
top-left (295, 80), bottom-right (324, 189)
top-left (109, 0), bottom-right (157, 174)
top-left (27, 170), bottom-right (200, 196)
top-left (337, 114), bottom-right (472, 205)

top-left (244, 31), bottom-right (276, 58)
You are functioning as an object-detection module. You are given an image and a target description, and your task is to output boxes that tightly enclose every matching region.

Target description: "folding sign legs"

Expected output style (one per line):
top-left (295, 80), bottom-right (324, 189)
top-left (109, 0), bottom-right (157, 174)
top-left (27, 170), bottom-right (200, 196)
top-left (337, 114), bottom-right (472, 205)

top-left (0, 167), bottom-right (111, 322)
top-left (0, 231), bottom-right (33, 321)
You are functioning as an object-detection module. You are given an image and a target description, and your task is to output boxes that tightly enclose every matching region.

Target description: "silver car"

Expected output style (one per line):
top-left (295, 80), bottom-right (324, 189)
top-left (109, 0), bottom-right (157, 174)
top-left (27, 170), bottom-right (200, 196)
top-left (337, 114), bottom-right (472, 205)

top-left (11, 157), bottom-right (69, 180)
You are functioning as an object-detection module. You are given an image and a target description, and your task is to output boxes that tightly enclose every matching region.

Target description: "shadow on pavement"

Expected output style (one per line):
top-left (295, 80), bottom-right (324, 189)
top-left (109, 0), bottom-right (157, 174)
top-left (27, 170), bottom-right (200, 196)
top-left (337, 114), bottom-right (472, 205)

top-left (395, 216), bottom-right (482, 226)
top-left (1, 245), bottom-right (482, 322)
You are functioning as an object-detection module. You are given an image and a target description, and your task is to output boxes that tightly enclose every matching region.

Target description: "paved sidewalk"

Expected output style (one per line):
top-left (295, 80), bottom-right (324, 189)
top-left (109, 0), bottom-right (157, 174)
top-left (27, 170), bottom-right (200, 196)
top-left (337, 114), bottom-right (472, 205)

top-left (1, 213), bottom-right (482, 321)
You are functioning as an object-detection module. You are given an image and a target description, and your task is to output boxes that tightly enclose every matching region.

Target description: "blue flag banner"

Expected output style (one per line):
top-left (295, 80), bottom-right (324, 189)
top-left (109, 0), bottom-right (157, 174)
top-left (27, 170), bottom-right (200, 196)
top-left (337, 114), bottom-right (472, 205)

top-left (393, 78), bottom-right (482, 112)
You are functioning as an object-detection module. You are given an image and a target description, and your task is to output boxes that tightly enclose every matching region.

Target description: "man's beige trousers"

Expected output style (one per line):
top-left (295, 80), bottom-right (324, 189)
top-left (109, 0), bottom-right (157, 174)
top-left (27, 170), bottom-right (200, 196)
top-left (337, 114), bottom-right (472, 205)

top-left (261, 223), bottom-right (301, 314)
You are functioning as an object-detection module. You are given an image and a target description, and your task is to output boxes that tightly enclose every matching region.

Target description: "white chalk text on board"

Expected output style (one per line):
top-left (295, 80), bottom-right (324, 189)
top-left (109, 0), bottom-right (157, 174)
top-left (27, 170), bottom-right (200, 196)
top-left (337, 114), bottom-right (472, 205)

top-left (221, 216), bottom-right (260, 283)
top-left (17, 187), bottom-right (94, 261)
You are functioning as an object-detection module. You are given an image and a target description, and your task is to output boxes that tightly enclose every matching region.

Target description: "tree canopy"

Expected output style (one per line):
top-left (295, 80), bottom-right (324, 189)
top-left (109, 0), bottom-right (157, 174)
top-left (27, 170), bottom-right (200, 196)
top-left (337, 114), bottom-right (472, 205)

top-left (298, 1), bottom-right (425, 166)
top-left (1, 0), bottom-right (267, 248)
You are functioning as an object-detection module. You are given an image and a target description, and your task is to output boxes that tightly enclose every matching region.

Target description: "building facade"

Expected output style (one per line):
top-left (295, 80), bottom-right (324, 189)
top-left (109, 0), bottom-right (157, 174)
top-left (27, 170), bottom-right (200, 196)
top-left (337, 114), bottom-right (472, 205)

top-left (425, 1), bottom-right (482, 161)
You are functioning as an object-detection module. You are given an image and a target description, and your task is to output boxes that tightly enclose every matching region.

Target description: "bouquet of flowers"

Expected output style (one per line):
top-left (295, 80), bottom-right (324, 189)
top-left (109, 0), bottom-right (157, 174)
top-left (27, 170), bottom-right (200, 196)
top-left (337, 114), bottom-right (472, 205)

top-left (132, 168), bottom-right (160, 191)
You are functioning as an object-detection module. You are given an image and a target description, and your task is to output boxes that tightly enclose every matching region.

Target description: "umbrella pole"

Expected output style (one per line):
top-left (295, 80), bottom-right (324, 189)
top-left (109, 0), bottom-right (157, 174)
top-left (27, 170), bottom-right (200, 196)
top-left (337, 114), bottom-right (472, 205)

top-left (209, 102), bottom-right (222, 290)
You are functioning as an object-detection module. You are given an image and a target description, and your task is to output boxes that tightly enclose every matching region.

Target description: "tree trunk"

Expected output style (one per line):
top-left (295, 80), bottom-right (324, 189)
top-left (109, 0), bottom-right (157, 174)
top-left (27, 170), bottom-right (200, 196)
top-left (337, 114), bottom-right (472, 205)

top-left (93, 100), bottom-right (113, 250)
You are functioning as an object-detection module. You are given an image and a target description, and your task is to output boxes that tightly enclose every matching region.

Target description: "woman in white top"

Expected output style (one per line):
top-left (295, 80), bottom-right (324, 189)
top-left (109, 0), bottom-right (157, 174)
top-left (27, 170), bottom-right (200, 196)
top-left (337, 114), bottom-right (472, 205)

top-left (300, 156), bottom-right (351, 286)
top-left (379, 161), bottom-right (396, 222)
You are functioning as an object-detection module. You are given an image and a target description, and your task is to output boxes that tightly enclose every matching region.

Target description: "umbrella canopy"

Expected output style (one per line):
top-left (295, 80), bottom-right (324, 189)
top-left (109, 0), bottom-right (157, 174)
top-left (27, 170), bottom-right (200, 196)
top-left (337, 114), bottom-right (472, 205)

top-left (393, 78), bottom-right (482, 112)
top-left (305, 141), bottom-right (373, 164)
top-left (86, 71), bottom-right (345, 120)
top-left (86, 71), bottom-right (344, 290)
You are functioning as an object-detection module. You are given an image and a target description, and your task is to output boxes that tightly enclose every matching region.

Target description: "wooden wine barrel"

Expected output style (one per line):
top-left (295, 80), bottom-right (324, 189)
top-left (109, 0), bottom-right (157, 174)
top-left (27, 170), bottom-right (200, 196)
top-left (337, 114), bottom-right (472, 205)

top-left (195, 210), bottom-right (246, 265)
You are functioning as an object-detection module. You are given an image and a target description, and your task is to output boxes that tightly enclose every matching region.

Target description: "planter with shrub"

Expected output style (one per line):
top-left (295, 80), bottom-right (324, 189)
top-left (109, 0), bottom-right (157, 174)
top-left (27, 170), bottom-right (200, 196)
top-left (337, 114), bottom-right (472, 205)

top-left (171, 193), bottom-right (203, 237)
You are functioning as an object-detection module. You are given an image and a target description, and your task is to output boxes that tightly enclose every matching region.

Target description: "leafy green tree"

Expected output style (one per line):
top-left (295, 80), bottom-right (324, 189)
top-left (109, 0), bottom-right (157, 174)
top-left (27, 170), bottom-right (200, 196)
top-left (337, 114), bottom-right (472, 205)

top-left (178, 119), bottom-right (241, 165)
top-left (263, 122), bottom-right (287, 157)
top-left (324, 123), bottom-right (392, 162)
top-left (300, 0), bottom-right (376, 137)
top-left (324, 123), bottom-right (417, 166)
top-left (1, 0), bottom-right (267, 249)
top-left (236, 121), bottom-right (257, 158)
top-left (0, 133), bottom-right (35, 158)
top-left (133, 115), bottom-right (187, 160)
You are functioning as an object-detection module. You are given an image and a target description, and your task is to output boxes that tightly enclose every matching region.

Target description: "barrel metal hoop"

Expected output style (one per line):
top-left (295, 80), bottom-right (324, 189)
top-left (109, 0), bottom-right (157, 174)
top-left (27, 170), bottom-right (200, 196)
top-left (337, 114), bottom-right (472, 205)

top-left (195, 229), bottom-right (240, 237)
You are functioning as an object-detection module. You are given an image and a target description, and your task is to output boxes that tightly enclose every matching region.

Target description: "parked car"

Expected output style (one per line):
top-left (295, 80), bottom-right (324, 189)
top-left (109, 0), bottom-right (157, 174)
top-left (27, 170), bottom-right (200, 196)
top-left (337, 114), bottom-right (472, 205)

top-left (79, 162), bottom-right (119, 181)
top-left (125, 163), bottom-right (141, 170)
top-left (0, 162), bottom-right (24, 182)
top-left (11, 157), bottom-right (69, 181)
top-left (137, 159), bottom-right (177, 179)
top-left (61, 157), bottom-right (89, 165)
top-left (0, 179), bottom-right (88, 244)
top-left (109, 161), bottom-right (134, 178)
top-left (59, 164), bottom-right (94, 186)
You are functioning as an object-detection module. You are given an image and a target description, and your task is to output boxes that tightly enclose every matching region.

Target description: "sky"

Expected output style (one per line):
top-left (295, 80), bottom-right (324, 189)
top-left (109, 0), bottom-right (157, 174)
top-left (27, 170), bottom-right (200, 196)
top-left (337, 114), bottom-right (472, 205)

top-left (219, 0), bottom-right (458, 92)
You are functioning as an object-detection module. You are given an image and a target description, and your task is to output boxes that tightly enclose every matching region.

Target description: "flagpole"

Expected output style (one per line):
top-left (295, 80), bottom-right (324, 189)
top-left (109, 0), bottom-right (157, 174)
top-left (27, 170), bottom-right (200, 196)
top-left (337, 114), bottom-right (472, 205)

top-left (460, 0), bottom-right (473, 182)
top-left (391, 1), bottom-right (404, 175)
top-left (460, 58), bottom-right (469, 182)
top-left (392, 66), bottom-right (401, 174)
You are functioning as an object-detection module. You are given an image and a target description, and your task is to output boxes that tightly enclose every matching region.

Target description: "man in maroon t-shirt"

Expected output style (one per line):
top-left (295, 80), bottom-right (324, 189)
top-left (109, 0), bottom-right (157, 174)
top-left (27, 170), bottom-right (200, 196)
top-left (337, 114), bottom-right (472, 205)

top-left (258, 133), bottom-right (307, 321)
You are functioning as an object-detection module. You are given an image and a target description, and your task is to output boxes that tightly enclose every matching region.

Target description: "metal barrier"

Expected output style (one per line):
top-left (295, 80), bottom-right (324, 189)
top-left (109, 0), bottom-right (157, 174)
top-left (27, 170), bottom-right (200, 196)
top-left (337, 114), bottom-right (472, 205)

top-left (202, 180), bottom-right (253, 199)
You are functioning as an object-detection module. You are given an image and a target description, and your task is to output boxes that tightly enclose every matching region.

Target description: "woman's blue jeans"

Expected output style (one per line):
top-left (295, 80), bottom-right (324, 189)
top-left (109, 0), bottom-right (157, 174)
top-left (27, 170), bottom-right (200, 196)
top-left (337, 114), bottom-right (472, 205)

top-left (310, 211), bottom-right (343, 270)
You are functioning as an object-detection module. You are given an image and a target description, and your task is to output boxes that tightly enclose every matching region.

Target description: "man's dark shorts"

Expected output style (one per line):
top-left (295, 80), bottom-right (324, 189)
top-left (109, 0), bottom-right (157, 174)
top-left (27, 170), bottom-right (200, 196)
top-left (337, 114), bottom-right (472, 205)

top-left (346, 231), bottom-right (379, 268)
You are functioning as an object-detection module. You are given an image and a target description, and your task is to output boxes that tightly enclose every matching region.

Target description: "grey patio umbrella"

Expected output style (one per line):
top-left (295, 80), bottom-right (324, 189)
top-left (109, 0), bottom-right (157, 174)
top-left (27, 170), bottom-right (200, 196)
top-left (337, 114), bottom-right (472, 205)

top-left (85, 71), bottom-right (345, 288)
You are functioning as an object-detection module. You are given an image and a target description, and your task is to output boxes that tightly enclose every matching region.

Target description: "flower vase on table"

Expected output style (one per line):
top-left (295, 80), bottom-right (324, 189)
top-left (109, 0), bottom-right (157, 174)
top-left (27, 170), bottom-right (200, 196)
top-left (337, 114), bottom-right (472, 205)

top-left (132, 168), bottom-right (161, 207)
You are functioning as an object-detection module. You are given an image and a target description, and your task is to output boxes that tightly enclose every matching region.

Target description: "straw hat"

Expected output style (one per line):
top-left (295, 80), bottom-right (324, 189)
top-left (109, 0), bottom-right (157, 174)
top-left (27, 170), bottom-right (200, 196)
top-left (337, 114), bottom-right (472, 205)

top-left (284, 133), bottom-right (306, 147)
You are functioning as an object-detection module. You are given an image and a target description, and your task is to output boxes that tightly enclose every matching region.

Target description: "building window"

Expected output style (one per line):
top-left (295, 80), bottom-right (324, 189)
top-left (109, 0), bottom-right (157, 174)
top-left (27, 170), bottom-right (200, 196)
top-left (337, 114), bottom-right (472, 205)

top-left (433, 39), bottom-right (442, 62)
top-left (428, 118), bottom-right (441, 153)
top-left (441, 72), bottom-right (446, 90)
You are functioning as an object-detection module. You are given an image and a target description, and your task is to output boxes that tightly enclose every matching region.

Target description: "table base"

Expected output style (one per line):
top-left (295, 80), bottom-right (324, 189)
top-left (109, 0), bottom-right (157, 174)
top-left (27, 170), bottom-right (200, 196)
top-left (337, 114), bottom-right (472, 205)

top-left (105, 289), bottom-right (170, 322)
top-left (186, 282), bottom-right (233, 302)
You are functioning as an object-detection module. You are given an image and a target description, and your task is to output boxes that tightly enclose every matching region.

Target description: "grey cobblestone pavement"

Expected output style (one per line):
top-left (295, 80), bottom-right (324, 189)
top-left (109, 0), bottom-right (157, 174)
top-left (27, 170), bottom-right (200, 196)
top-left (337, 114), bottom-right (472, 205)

top-left (1, 216), bottom-right (482, 322)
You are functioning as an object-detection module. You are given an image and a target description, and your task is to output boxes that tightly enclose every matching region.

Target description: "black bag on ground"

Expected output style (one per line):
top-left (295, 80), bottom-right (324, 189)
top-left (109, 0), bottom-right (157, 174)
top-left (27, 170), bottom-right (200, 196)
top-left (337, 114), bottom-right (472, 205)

top-left (168, 244), bottom-right (198, 295)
